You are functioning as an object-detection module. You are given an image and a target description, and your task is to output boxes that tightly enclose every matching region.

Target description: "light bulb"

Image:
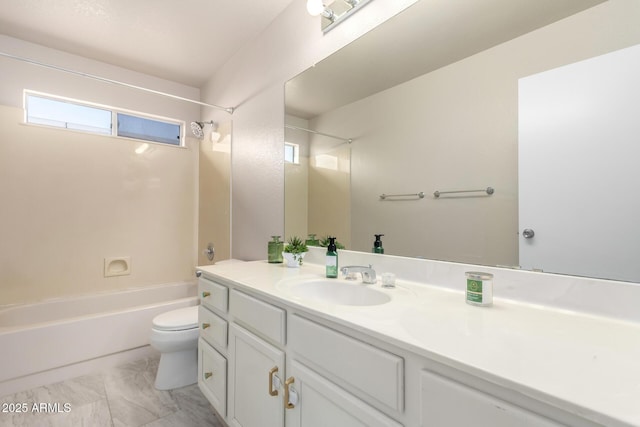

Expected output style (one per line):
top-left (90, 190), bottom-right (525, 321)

top-left (306, 0), bottom-right (325, 16)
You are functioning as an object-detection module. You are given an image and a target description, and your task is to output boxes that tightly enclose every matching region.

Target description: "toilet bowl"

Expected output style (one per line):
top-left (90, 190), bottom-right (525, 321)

top-left (150, 305), bottom-right (199, 390)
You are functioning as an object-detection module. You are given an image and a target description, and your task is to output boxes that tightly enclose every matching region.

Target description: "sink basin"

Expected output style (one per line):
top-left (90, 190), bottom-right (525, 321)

top-left (287, 279), bottom-right (391, 306)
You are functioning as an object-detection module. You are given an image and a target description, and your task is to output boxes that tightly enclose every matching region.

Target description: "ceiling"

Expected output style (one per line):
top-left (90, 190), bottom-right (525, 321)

top-left (0, 0), bottom-right (294, 87)
top-left (285, 0), bottom-right (606, 119)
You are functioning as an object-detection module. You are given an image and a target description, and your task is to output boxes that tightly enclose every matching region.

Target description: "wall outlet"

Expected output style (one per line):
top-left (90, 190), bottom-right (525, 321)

top-left (104, 257), bottom-right (131, 277)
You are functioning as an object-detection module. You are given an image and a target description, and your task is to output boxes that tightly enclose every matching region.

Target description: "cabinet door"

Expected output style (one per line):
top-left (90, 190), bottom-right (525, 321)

top-left (286, 360), bottom-right (403, 427)
top-left (228, 323), bottom-right (285, 427)
top-left (420, 370), bottom-right (563, 427)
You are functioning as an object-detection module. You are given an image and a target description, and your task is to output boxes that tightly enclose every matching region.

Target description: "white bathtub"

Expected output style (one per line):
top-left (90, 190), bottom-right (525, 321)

top-left (0, 281), bottom-right (198, 396)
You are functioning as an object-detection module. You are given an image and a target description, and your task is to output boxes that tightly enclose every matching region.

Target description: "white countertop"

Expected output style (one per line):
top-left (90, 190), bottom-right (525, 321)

top-left (197, 260), bottom-right (640, 427)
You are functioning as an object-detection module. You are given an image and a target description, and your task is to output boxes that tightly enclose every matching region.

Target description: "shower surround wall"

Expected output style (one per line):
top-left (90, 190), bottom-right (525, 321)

top-left (0, 36), bottom-right (201, 306)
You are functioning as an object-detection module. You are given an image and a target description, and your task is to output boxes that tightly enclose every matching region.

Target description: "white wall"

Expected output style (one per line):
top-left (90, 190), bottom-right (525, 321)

top-left (204, 0), bottom-right (640, 262)
top-left (0, 36), bottom-right (201, 305)
top-left (0, 35), bottom-right (199, 122)
top-left (201, 0), bottom-right (419, 260)
top-left (308, 143), bottom-right (351, 248)
top-left (284, 115), bottom-right (309, 241)
top-left (198, 121), bottom-right (232, 265)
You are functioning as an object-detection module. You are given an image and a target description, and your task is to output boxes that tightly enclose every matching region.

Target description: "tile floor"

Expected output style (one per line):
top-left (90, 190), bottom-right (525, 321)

top-left (0, 356), bottom-right (226, 427)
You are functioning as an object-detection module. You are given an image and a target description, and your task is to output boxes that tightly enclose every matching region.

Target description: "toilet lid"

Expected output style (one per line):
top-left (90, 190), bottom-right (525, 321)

top-left (152, 305), bottom-right (198, 331)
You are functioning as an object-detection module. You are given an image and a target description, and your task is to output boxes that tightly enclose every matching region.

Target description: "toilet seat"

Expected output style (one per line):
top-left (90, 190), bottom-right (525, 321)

top-left (152, 305), bottom-right (198, 331)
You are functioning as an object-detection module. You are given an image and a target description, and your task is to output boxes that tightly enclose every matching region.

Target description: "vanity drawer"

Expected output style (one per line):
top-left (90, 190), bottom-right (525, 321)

top-left (289, 314), bottom-right (404, 413)
top-left (419, 370), bottom-right (564, 427)
top-left (199, 306), bottom-right (228, 349)
top-left (199, 277), bottom-right (228, 313)
top-left (198, 338), bottom-right (227, 417)
top-left (229, 289), bottom-right (285, 345)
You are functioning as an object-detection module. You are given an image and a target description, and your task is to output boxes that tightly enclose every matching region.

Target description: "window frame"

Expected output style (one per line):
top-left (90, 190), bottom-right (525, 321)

top-left (284, 142), bottom-right (300, 164)
top-left (24, 90), bottom-right (185, 148)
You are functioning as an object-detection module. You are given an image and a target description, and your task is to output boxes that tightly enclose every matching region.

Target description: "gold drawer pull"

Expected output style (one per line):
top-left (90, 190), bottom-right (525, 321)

top-left (202, 323), bottom-right (210, 329)
top-left (204, 372), bottom-right (213, 380)
top-left (284, 376), bottom-right (295, 409)
top-left (268, 366), bottom-right (279, 396)
top-left (202, 291), bottom-right (211, 298)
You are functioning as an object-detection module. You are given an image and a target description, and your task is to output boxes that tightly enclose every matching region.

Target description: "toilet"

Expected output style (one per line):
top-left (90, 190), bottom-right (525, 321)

top-left (150, 305), bottom-right (199, 390)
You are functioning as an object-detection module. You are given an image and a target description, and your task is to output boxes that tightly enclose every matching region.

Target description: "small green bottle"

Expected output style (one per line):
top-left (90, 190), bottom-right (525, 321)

top-left (372, 234), bottom-right (385, 254)
top-left (268, 236), bottom-right (283, 263)
top-left (326, 237), bottom-right (338, 278)
top-left (305, 234), bottom-right (319, 247)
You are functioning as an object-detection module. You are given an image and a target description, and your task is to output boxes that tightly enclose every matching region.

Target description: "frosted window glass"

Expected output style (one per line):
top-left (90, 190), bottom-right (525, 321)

top-left (117, 113), bottom-right (181, 145)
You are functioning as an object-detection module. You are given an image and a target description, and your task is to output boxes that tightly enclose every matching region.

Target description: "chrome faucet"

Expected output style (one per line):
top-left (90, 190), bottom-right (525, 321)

top-left (340, 265), bottom-right (377, 284)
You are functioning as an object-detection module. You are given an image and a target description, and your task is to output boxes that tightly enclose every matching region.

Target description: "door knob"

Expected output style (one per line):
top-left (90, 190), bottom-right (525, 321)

top-left (522, 229), bottom-right (535, 239)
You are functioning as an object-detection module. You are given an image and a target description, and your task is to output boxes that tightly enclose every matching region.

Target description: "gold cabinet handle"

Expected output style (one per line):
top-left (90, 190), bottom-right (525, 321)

top-left (268, 366), bottom-right (279, 396)
top-left (284, 376), bottom-right (295, 409)
top-left (201, 323), bottom-right (210, 329)
top-left (202, 291), bottom-right (211, 298)
top-left (204, 372), bottom-right (213, 380)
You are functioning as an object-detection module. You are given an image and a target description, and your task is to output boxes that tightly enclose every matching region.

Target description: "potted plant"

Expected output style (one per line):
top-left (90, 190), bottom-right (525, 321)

top-left (282, 236), bottom-right (308, 267)
top-left (319, 235), bottom-right (345, 250)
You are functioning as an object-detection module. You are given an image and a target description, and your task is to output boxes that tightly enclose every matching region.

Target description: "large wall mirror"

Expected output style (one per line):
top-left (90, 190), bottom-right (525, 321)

top-left (285, 0), bottom-right (640, 283)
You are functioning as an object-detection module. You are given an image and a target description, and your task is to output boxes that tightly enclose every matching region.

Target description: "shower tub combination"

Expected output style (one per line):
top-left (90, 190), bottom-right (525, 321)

top-left (0, 281), bottom-right (198, 396)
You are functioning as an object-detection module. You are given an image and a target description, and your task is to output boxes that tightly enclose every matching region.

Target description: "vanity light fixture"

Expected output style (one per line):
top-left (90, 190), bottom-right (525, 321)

top-left (306, 0), bottom-right (373, 33)
top-left (306, 0), bottom-right (328, 16)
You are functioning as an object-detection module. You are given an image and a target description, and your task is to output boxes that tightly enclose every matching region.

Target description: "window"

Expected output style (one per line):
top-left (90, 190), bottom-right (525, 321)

top-left (25, 92), bottom-right (184, 146)
top-left (284, 142), bottom-right (300, 164)
top-left (26, 94), bottom-right (111, 135)
top-left (117, 113), bottom-right (181, 145)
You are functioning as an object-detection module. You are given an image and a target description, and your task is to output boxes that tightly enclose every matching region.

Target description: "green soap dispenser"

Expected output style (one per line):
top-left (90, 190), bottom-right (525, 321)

top-left (326, 237), bottom-right (338, 278)
top-left (373, 234), bottom-right (385, 254)
top-left (305, 234), bottom-right (319, 247)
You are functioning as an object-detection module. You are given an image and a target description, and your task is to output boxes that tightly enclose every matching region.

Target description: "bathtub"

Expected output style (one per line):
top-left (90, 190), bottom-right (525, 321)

top-left (0, 281), bottom-right (198, 396)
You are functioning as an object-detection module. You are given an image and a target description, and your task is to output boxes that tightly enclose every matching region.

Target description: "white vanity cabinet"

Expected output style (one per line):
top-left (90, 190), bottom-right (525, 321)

top-left (199, 276), bottom-right (229, 314)
top-left (197, 274), bottom-right (406, 427)
top-left (285, 360), bottom-right (402, 427)
top-left (419, 370), bottom-right (564, 427)
top-left (197, 276), bottom-right (230, 418)
top-left (285, 314), bottom-right (405, 427)
top-left (228, 323), bottom-right (285, 427)
top-left (198, 338), bottom-right (227, 417)
top-left (288, 314), bottom-right (404, 415)
top-left (196, 269), bottom-right (607, 427)
top-left (227, 289), bottom-right (287, 427)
